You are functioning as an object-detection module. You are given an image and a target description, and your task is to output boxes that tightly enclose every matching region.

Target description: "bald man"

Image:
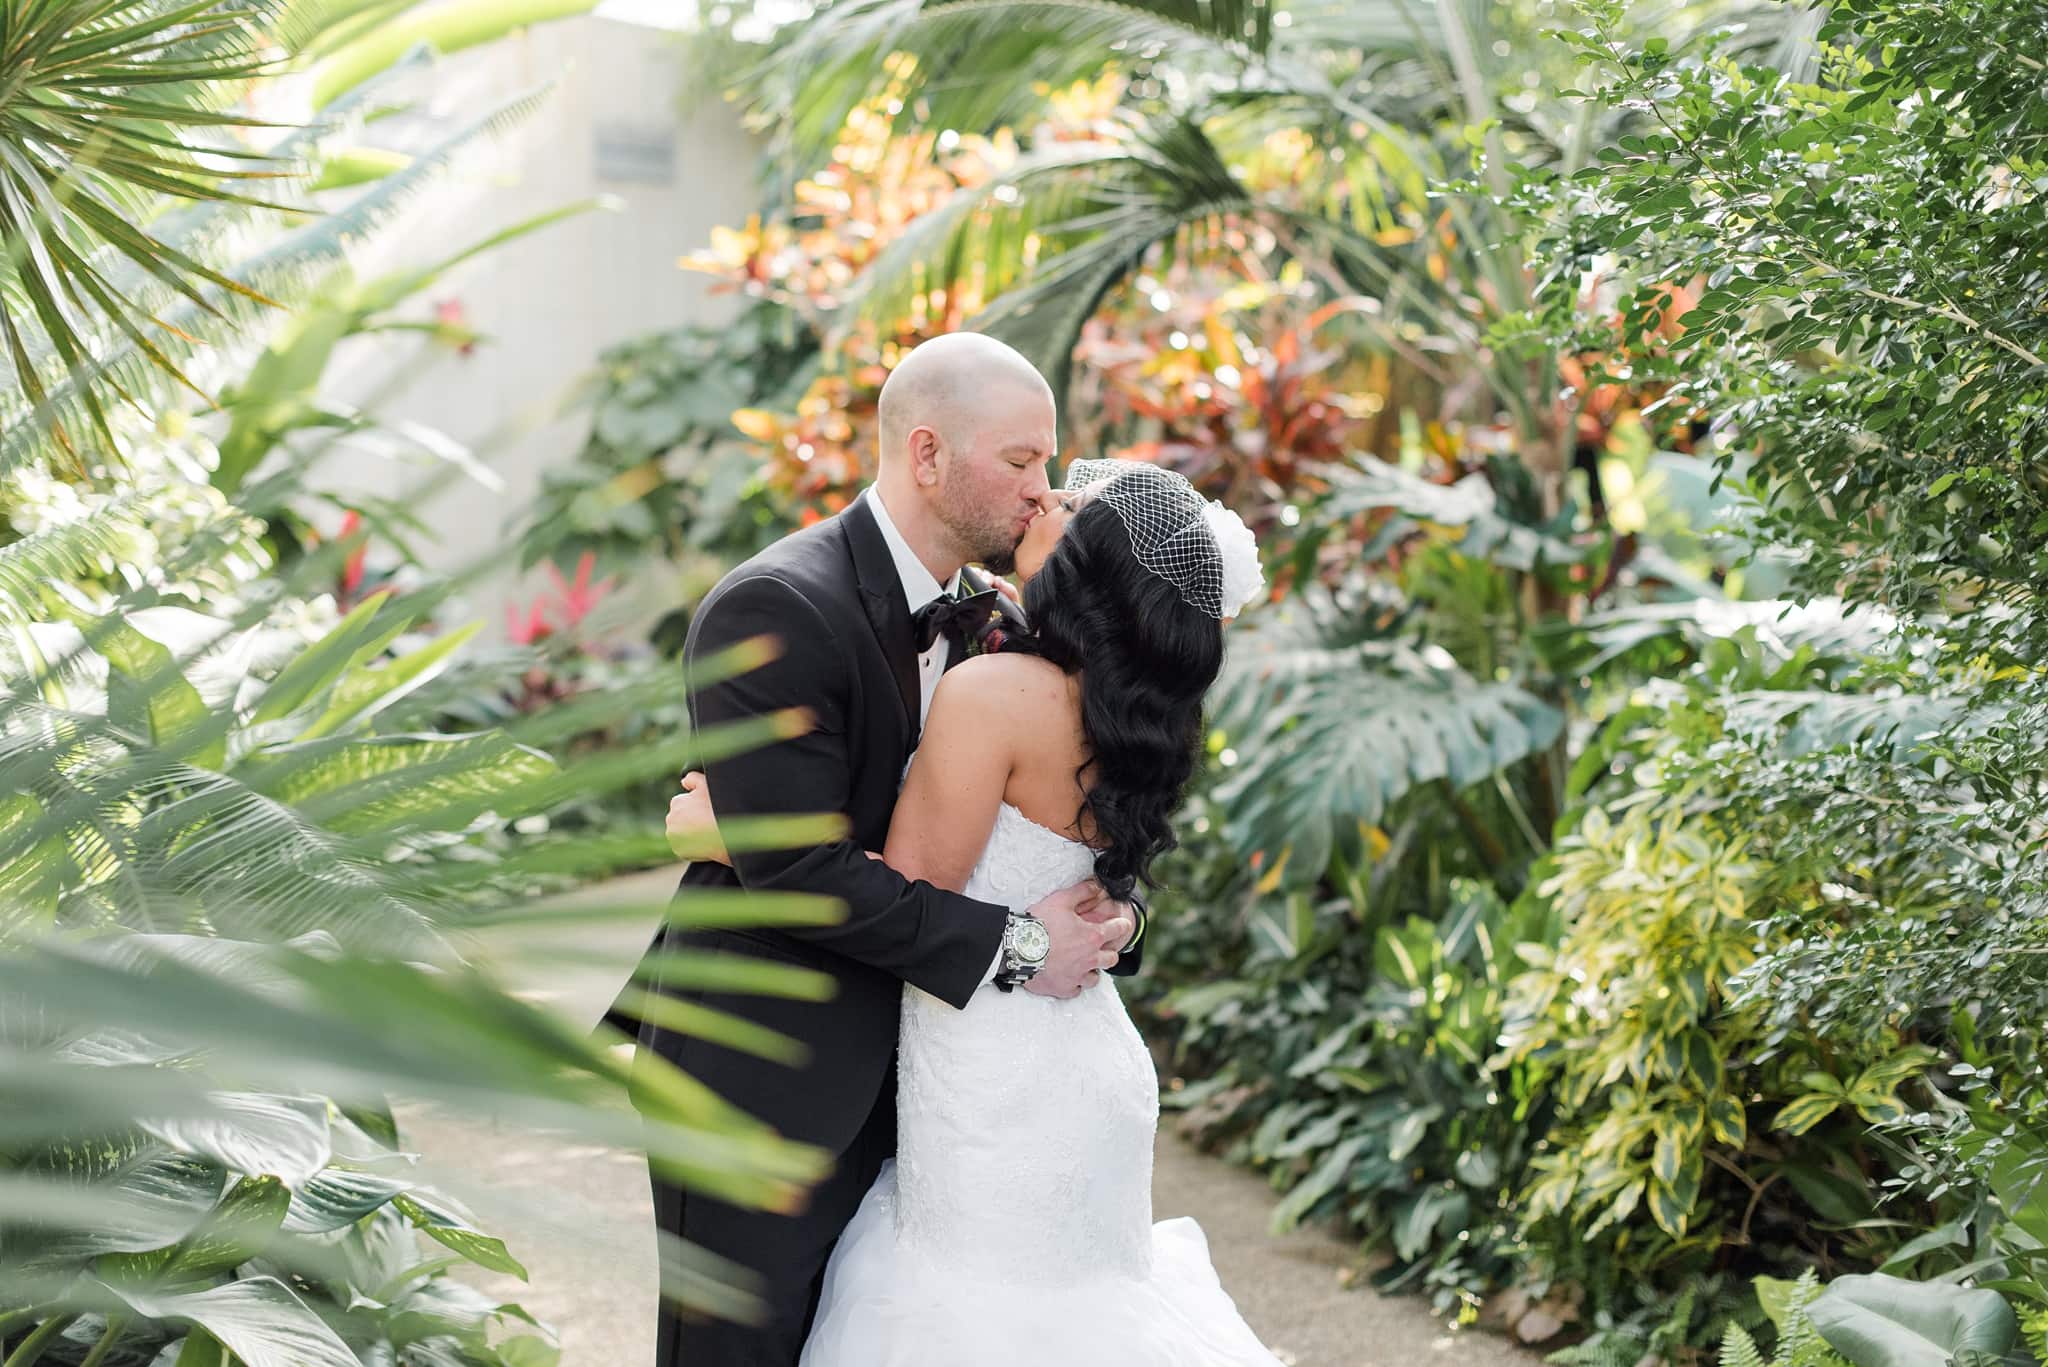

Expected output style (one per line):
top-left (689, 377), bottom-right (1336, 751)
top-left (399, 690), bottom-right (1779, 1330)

top-left (615, 332), bottom-right (1143, 1366)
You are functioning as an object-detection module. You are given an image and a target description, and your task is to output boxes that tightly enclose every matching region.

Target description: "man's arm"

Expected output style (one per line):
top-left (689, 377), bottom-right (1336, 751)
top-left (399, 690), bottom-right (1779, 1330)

top-left (687, 574), bottom-right (1007, 1008)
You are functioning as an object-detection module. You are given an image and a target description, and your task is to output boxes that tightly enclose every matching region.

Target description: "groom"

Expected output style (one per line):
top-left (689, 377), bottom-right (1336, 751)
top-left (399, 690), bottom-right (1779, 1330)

top-left (619, 332), bottom-right (1144, 1366)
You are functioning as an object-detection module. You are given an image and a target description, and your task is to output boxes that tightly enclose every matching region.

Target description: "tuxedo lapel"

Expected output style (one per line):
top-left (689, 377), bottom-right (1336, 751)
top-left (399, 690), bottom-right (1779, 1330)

top-left (840, 496), bottom-right (920, 738)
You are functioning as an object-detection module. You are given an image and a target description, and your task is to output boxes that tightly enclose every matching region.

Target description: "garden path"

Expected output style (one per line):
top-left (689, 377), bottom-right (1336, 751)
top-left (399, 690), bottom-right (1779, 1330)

top-left (396, 864), bottom-right (1540, 1367)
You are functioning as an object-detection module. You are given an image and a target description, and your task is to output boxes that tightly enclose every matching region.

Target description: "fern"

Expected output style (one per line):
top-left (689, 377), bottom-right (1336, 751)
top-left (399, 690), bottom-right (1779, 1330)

top-left (1722, 1324), bottom-right (1770, 1367)
top-left (1716, 1272), bottom-right (1851, 1367)
top-left (0, 505), bottom-right (147, 618)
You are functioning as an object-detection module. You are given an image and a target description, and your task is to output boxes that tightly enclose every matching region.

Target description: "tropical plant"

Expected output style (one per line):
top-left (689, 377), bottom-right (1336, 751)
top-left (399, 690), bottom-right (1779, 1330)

top-left (720, 0), bottom-right (1820, 510)
top-left (1506, 0), bottom-right (2048, 1342)
top-left (0, 0), bottom-right (598, 474)
top-left (2, 2), bottom-right (871, 1355)
top-left (1154, 866), bottom-right (1551, 1321)
top-left (1718, 1272), bottom-right (1849, 1367)
top-left (518, 302), bottom-right (816, 587)
top-left (0, 478), bottom-right (848, 1361)
top-left (1501, 783), bottom-right (1933, 1270)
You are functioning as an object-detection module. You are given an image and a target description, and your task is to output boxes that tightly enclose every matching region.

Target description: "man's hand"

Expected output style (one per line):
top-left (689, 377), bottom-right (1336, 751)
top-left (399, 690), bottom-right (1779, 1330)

top-left (666, 771), bottom-right (728, 864)
top-left (1020, 879), bottom-right (1130, 999)
top-left (1076, 892), bottom-right (1139, 952)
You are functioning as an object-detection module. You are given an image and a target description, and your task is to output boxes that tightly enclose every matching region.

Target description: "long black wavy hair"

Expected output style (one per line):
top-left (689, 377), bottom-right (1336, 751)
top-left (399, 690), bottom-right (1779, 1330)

top-left (1006, 496), bottom-right (1225, 900)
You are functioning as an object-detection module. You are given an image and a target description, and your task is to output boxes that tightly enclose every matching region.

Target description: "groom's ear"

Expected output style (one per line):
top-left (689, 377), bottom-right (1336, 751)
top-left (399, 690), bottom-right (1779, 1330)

top-left (907, 424), bottom-right (943, 488)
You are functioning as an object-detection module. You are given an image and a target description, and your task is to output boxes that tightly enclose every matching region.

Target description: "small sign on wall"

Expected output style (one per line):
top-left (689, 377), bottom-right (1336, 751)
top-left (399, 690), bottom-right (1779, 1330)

top-left (595, 122), bottom-right (675, 184)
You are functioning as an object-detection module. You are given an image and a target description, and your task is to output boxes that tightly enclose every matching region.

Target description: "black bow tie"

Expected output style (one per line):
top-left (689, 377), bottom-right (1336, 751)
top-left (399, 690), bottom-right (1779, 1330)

top-left (912, 587), bottom-right (1001, 653)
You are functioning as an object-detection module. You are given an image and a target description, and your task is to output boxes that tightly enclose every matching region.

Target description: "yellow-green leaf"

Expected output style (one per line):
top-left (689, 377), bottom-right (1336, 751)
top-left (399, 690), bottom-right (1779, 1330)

top-left (1772, 1093), bottom-right (1841, 1136)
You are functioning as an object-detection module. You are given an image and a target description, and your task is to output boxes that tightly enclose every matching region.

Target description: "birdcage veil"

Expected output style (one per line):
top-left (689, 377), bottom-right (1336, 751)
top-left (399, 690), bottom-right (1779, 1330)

top-left (1061, 459), bottom-right (1265, 618)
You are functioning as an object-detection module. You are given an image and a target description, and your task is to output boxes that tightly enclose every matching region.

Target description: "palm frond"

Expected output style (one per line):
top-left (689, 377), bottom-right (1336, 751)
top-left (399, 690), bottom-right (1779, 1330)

top-left (0, 75), bottom-right (552, 476)
top-left (0, 503), bottom-right (148, 618)
top-left (742, 0), bottom-right (1282, 169)
top-left (0, 1), bottom-right (314, 455)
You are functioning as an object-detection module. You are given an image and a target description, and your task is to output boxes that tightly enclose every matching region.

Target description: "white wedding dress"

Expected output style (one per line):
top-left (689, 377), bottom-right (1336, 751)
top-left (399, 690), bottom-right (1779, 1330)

top-left (800, 802), bottom-right (1283, 1366)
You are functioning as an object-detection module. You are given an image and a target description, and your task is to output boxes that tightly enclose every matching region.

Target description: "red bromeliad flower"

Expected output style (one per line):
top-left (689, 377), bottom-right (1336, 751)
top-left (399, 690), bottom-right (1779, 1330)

top-left (543, 551), bottom-right (616, 630)
top-left (505, 599), bottom-right (553, 646)
top-left (337, 510), bottom-right (367, 602)
top-left (504, 552), bottom-right (617, 647)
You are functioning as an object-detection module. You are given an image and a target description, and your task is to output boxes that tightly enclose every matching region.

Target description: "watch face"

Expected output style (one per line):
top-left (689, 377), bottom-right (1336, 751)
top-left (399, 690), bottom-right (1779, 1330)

top-left (1012, 918), bottom-right (1052, 964)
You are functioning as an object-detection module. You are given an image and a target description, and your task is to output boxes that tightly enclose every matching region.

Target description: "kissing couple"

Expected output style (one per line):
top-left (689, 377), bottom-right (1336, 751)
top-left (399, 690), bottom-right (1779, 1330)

top-left (615, 332), bottom-right (1279, 1366)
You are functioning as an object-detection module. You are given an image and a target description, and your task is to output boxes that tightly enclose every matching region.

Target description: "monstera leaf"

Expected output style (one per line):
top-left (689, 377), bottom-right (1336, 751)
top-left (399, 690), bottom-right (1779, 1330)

top-left (1211, 610), bottom-right (1563, 883)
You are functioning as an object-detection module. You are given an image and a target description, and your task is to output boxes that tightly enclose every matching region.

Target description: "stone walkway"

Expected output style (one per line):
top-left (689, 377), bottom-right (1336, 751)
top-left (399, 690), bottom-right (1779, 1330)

top-left (396, 866), bottom-right (1538, 1366)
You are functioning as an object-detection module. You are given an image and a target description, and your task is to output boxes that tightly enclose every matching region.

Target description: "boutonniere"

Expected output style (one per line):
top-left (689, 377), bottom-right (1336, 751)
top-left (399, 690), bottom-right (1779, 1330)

top-left (964, 610), bottom-right (1009, 658)
top-left (958, 570), bottom-right (1027, 657)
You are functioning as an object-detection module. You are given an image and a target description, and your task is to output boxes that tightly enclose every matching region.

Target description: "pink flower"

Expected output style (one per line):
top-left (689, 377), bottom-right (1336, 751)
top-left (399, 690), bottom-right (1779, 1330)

top-left (337, 510), bottom-right (367, 600)
top-left (505, 599), bottom-right (553, 646)
top-left (543, 551), bottom-right (616, 630)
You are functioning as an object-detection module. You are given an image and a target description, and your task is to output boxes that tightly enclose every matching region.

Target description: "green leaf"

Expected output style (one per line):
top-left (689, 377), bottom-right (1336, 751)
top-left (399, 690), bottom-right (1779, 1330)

top-left (103, 1276), bottom-right (360, 1367)
top-left (99, 1173), bottom-right (290, 1285)
top-left (1772, 1093), bottom-right (1842, 1137)
top-left (1652, 1121), bottom-right (1687, 1186)
top-left (173, 1330), bottom-right (230, 1367)
top-left (283, 1168), bottom-right (413, 1233)
top-left (1269, 1134), bottom-right (1369, 1234)
top-left (1393, 1186), bottom-right (1469, 1261)
top-left (1648, 1176), bottom-right (1691, 1238)
top-left (1388, 1105), bottom-right (1443, 1162)
top-left (393, 1192), bottom-right (529, 1280)
top-left (1707, 1096), bottom-right (1747, 1148)
top-left (139, 1094), bottom-right (332, 1188)
top-left (299, 621), bottom-right (481, 740)
top-left (248, 590), bottom-right (413, 726)
top-left (89, 615), bottom-right (223, 769)
top-left (1806, 1273), bottom-right (2020, 1367)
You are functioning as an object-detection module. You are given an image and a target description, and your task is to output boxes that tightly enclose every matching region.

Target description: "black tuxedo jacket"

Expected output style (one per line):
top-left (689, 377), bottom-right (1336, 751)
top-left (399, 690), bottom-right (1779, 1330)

top-left (616, 495), bottom-right (1137, 1159)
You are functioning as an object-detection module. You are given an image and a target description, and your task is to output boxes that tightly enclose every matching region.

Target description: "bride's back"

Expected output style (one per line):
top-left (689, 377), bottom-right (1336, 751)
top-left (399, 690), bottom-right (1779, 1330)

top-left (988, 652), bottom-right (1104, 850)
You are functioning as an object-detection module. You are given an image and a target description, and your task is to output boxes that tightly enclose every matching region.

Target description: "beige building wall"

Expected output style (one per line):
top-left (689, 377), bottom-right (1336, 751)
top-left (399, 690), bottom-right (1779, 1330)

top-left (319, 14), bottom-right (764, 640)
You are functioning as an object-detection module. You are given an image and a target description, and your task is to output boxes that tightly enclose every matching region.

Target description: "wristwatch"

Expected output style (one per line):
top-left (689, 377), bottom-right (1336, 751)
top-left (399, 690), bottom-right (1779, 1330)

top-left (993, 911), bottom-right (1051, 992)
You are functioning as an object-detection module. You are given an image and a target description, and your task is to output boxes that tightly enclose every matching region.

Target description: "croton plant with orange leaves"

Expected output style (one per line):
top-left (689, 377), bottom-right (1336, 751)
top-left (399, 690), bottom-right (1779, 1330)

top-left (681, 68), bottom-right (1123, 524)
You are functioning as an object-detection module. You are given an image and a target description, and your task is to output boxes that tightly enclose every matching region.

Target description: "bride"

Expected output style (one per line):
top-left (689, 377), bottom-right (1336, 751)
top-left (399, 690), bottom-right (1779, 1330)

top-left (677, 458), bottom-right (1280, 1366)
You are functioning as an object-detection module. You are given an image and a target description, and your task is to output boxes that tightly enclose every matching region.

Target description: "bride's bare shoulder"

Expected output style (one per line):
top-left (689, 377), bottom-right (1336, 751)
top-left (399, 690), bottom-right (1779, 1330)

top-left (931, 652), bottom-right (1078, 732)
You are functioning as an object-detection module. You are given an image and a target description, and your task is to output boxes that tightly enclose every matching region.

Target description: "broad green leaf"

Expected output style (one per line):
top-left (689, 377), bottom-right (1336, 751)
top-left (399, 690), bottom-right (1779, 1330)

top-left (1707, 1096), bottom-right (1747, 1147)
top-left (283, 1168), bottom-right (414, 1234)
top-left (140, 1094), bottom-right (332, 1188)
top-left (1270, 1134), bottom-right (1369, 1235)
top-left (1806, 1273), bottom-right (2020, 1367)
top-left (1647, 1177), bottom-right (1690, 1238)
top-left (99, 1174), bottom-right (290, 1285)
top-left (105, 1276), bottom-right (358, 1367)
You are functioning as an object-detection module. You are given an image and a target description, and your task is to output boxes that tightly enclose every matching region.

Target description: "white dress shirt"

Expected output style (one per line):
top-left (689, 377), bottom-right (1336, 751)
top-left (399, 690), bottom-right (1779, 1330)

top-left (862, 486), bottom-right (960, 729)
top-left (861, 487), bottom-right (1005, 985)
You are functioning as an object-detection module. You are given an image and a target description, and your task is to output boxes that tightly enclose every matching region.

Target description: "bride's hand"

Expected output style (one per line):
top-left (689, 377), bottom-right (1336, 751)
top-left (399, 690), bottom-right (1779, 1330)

top-left (668, 772), bottom-right (882, 866)
top-left (666, 771), bottom-right (728, 865)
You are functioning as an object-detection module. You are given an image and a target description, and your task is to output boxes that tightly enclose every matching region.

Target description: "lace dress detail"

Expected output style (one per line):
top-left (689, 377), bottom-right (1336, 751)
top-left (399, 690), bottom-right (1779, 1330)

top-left (800, 804), bottom-right (1282, 1367)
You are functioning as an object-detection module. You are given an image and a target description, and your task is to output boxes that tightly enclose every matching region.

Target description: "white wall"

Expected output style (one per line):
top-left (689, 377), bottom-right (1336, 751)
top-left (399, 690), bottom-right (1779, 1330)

top-left (319, 15), bottom-right (764, 640)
